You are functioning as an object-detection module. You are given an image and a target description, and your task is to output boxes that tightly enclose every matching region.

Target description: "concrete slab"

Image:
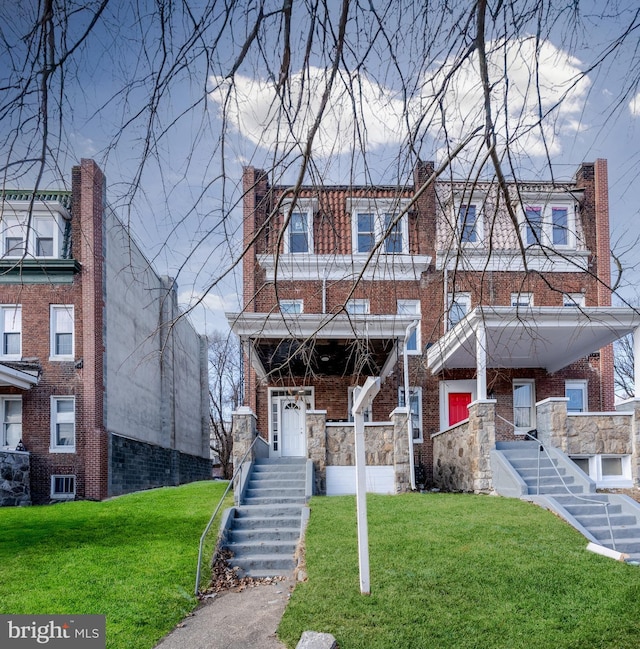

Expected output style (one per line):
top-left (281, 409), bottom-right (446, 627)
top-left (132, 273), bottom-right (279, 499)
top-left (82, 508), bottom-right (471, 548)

top-left (154, 577), bottom-right (293, 649)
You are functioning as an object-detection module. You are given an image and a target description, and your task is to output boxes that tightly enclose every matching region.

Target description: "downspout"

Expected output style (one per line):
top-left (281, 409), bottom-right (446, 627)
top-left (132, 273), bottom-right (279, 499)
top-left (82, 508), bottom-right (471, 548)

top-left (403, 319), bottom-right (419, 491)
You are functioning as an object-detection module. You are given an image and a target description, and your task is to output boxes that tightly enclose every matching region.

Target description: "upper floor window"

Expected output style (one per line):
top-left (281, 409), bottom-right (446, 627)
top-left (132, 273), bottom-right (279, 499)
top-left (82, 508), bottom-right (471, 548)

top-left (346, 299), bottom-right (370, 315)
top-left (279, 299), bottom-right (303, 315)
top-left (397, 299), bottom-right (421, 353)
top-left (458, 204), bottom-right (481, 244)
top-left (349, 199), bottom-right (409, 255)
top-left (1, 213), bottom-right (63, 259)
top-left (447, 292), bottom-right (470, 330)
top-left (563, 293), bottom-right (585, 308)
top-left (522, 201), bottom-right (575, 249)
top-left (511, 293), bottom-right (533, 308)
top-left (50, 305), bottom-right (74, 360)
top-left (286, 211), bottom-right (312, 253)
top-left (0, 305), bottom-right (21, 359)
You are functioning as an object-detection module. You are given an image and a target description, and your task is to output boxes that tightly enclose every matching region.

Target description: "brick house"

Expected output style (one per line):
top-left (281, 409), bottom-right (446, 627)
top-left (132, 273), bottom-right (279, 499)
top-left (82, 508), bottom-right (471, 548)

top-left (0, 159), bottom-right (211, 505)
top-left (228, 159), bottom-right (640, 495)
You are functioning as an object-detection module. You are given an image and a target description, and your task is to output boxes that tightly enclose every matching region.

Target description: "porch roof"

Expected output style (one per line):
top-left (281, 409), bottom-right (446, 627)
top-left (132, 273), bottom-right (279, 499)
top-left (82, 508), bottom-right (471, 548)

top-left (227, 312), bottom-right (417, 380)
top-left (0, 363), bottom-right (39, 389)
top-left (427, 306), bottom-right (640, 374)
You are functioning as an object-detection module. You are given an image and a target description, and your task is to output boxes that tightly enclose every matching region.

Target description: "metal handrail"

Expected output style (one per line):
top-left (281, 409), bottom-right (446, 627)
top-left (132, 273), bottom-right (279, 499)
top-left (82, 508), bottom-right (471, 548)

top-left (194, 435), bottom-right (261, 596)
top-left (496, 414), bottom-right (617, 551)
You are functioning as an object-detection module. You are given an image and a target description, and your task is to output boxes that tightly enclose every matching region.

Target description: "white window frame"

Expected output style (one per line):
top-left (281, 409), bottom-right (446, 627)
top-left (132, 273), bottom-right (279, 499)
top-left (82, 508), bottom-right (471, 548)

top-left (563, 293), bottom-right (585, 307)
top-left (397, 299), bottom-right (421, 354)
top-left (520, 200), bottom-right (576, 249)
top-left (456, 202), bottom-right (483, 245)
top-left (447, 292), bottom-right (471, 330)
top-left (348, 386), bottom-right (372, 422)
top-left (513, 379), bottom-right (536, 433)
top-left (510, 293), bottom-right (533, 308)
top-left (50, 396), bottom-right (76, 452)
top-left (1, 396), bottom-right (22, 448)
top-left (50, 474), bottom-right (76, 499)
top-left (398, 386), bottom-right (423, 443)
top-left (565, 380), bottom-right (588, 413)
top-left (348, 198), bottom-right (410, 255)
top-left (346, 299), bottom-right (370, 315)
top-left (0, 305), bottom-right (22, 359)
top-left (570, 454), bottom-right (632, 488)
top-left (1, 212), bottom-right (63, 259)
top-left (283, 208), bottom-right (313, 254)
top-left (50, 305), bottom-right (74, 360)
top-left (279, 299), bottom-right (303, 315)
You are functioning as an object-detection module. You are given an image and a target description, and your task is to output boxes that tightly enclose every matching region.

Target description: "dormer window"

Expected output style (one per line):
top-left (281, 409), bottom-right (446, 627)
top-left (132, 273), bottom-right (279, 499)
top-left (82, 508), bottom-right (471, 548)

top-left (521, 200), bottom-right (576, 249)
top-left (1, 212), bottom-right (64, 259)
top-left (459, 204), bottom-right (480, 243)
top-left (282, 200), bottom-right (315, 254)
top-left (349, 199), bottom-right (410, 255)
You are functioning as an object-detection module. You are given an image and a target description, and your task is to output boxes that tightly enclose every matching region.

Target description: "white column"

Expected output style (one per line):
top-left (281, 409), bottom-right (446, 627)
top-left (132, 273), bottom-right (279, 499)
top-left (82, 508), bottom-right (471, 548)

top-left (634, 326), bottom-right (640, 399)
top-left (476, 321), bottom-right (487, 401)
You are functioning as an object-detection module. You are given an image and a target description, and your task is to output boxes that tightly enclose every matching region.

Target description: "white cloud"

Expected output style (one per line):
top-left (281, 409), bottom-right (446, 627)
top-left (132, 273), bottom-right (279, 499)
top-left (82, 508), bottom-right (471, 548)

top-left (629, 92), bottom-right (640, 117)
top-left (178, 290), bottom-right (241, 335)
top-left (209, 36), bottom-right (590, 160)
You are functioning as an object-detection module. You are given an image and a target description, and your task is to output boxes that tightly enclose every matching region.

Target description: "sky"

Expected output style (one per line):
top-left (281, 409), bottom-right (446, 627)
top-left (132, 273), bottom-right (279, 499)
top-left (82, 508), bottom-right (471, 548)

top-left (1, 1), bottom-right (640, 334)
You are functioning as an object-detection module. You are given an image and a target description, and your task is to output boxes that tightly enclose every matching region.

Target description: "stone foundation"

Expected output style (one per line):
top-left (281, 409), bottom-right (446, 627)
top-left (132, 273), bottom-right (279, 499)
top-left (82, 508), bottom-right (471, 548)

top-left (0, 450), bottom-right (31, 506)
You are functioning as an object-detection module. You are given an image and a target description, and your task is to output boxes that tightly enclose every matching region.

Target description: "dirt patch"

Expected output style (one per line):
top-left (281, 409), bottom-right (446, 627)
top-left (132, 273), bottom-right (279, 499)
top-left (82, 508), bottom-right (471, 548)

top-left (598, 488), bottom-right (640, 504)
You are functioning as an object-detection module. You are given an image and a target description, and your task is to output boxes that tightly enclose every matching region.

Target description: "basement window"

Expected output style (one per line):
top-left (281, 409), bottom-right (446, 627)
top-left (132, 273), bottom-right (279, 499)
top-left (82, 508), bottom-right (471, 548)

top-left (51, 475), bottom-right (76, 499)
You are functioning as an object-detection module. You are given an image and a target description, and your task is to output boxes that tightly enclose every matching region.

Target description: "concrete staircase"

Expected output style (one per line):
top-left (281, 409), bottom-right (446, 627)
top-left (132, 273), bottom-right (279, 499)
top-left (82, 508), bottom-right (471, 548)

top-left (492, 441), bottom-right (640, 563)
top-left (221, 457), bottom-right (307, 577)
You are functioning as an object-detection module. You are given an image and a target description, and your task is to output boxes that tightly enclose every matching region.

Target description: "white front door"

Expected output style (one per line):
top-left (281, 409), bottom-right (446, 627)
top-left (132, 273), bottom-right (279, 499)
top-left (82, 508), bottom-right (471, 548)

top-left (280, 398), bottom-right (306, 457)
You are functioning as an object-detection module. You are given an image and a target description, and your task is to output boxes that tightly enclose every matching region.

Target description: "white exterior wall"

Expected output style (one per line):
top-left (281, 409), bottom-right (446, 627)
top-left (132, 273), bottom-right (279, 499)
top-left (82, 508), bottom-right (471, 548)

top-left (104, 208), bottom-right (208, 457)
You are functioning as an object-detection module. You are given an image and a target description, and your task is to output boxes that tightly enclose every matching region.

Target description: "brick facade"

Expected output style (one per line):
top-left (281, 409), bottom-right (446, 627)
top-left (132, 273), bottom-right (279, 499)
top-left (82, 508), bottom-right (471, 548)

top-left (233, 159), bottom-right (617, 487)
top-left (0, 160), bottom-right (210, 504)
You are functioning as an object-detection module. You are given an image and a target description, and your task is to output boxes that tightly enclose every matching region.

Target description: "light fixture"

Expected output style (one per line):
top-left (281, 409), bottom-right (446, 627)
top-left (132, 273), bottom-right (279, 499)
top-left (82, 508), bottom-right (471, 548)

top-left (320, 355), bottom-right (330, 362)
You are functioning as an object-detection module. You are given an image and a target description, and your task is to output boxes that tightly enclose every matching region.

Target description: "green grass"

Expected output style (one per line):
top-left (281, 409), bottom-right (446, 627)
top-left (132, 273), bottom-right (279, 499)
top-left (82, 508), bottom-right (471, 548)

top-left (0, 481), bottom-right (231, 649)
top-left (279, 493), bottom-right (640, 649)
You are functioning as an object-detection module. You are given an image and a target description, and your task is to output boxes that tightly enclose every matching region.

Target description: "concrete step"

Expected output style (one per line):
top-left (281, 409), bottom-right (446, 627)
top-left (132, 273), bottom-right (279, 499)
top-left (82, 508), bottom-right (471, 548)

top-left (521, 475), bottom-right (575, 488)
top-left (606, 539), bottom-right (640, 555)
top-left (517, 467), bottom-right (568, 479)
top-left (231, 517), bottom-right (301, 532)
top-left (229, 555), bottom-right (296, 577)
top-left (527, 484), bottom-right (585, 495)
top-left (560, 503), bottom-right (623, 517)
top-left (229, 528), bottom-right (300, 543)
top-left (243, 496), bottom-right (306, 505)
top-left (507, 458), bottom-right (560, 471)
top-left (245, 487), bottom-right (306, 499)
top-left (589, 524), bottom-right (640, 541)
top-left (229, 540), bottom-right (298, 557)
top-left (248, 476), bottom-right (306, 487)
top-left (234, 504), bottom-right (303, 518)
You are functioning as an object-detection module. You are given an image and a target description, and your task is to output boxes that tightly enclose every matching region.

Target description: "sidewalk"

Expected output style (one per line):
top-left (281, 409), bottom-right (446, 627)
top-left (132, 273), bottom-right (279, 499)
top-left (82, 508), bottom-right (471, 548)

top-left (154, 577), bottom-right (293, 649)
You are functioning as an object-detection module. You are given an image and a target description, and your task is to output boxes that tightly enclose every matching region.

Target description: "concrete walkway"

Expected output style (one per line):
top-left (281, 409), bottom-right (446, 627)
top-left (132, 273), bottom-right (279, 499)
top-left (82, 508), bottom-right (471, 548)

top-left (153, 577), bottom-right (293, 649)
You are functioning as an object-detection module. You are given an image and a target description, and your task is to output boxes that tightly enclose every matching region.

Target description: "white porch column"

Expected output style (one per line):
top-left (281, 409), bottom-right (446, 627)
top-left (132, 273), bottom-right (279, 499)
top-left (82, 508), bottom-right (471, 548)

top-left (634, 326), bottom-right (640, 398)
top-left (475, 320), bottom-right (487, 401)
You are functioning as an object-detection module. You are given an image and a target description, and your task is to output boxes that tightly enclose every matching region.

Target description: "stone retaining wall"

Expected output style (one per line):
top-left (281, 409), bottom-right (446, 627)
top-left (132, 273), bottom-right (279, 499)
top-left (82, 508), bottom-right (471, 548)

top-left (432, 401), bottom-right (496, 493)
top-left (0, 451), bottom-right (31, 506)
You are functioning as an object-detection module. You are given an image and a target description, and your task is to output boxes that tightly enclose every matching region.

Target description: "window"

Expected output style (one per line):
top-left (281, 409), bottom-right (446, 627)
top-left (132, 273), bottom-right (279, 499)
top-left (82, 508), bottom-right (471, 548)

top-left (0, 305), bottom-right (21, 358)
top-left (51, 475), bottom-right (76, 499)
top-left (513, 379), bottom-right (535, 432)
top-left (348, 386), bottom-right (372, 422)
top-left (571, 456), bottom-right (591, 475)
top-left (285, 211), bottom-right (312, 254)
top-left (563, 293), bottom-right (585, 307)
top-left (346, 299), bottom-right (370, 315)
top-left (570, 454), bottom-right (631, 488)
top-left (522, 202), bottom-right (575, 248)
top-left (50, 305), bottom-right (74, 359)
top-left (511, 293), bottom-right (533, 307)
top-left (601, 456), bottom-right (623, 477)
top-left (447, 292), bottom-right (470, 329)
top-left (50, 396), bottom-right (75, 451)
top-left (458, 204), bottom-right (480, 243)
top-left (565, 380), bottom-right (587, 413)
top-left (1, 397), bottom-right (22, 448)
top-left (397, 299), bottom-right (421, 353)
top-left (350, 199), bottom-right (409, 254)
top-left (1, 213), bottom-right (62, 258)
top-left (279, 299), bottom-right (303, 314)
top-left (398, 386), bottom-right (423, 442)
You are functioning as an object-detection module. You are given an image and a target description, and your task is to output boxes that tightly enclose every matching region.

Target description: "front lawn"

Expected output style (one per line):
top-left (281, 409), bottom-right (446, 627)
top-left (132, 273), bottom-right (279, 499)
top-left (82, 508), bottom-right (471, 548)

top-left (279, 493), bottom-right (640, 648)
top-left (0, 481), bottom-right (229, 649)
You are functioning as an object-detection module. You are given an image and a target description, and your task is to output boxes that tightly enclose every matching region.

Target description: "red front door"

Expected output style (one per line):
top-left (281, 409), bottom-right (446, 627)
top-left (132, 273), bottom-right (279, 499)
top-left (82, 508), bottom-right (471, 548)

top-left (448, 392), bottom-right (472, 426)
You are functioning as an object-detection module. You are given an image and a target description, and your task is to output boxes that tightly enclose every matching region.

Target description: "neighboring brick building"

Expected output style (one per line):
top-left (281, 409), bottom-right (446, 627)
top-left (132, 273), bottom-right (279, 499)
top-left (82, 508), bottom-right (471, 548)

top-left (229, 158), bottom-right (640, 494)
top-left (0, 159), bottom-right (211, 505)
